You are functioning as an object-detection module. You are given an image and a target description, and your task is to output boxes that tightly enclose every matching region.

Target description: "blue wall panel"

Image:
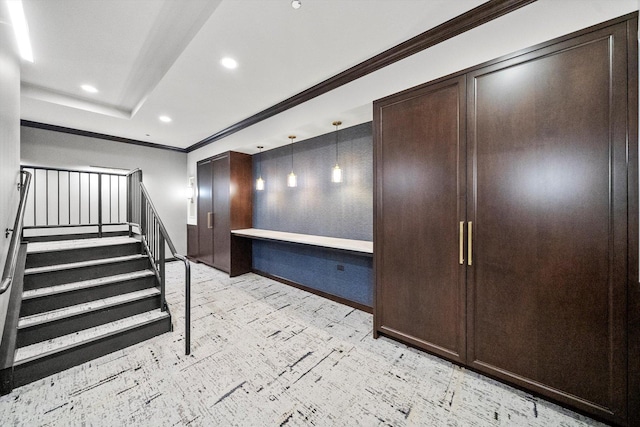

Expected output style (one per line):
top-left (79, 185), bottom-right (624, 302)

top-left (252, 240), bottom-right (373, 307)
top-left (252, 122), bottom-right (373, 307)
top-left (253, 122), bottom-right (372, 240)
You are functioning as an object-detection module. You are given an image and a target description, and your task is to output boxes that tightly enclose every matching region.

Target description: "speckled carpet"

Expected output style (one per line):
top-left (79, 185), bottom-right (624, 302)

top-left (0, 262), bottom-right (605, 426)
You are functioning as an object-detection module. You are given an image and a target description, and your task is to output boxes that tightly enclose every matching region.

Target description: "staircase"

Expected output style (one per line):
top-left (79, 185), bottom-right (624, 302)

top-left (11, 234), bottom-right (171, 388)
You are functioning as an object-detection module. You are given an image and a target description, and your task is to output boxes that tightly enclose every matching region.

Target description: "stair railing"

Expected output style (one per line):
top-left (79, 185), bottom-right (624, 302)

top-left (1, 171), bottom-right (32, 295)
top-left (20, 166), bottom-right (129, 237)
top-left (126, 169), bottom-right (191, 355)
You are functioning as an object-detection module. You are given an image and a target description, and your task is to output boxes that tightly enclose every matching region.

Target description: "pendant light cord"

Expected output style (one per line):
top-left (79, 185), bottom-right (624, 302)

top-left (335, 124), bottom-right (339, 164)
top-left (288, 135), bottom-right (296, 172)
top-left (333, 121), bottom-right (342, 165)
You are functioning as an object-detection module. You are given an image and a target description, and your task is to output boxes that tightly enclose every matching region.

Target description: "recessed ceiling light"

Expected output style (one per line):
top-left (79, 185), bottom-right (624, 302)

top-left (291, 0), bottom-right (301, 9)
top-left (159, 115), bottom-right (172, 123)
top-left (7, 0), bottom-right (34, 62)
top-left (220, 57), bottom-right (238, 69)
top-left (81, 84), bottom-right (98, 93)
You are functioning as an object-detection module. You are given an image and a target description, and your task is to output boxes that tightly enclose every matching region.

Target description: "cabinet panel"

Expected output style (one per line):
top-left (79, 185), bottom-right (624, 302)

top-left (466, 25), bottom-right (628, 420)
top-left (375, 76), bottom-right (466, 362)
top-left (196, 159), bottom-right (213, 266)
top-left (196, 152), bottom-right (253, 276)
top-left (212, 155), bottom-right (231, 272)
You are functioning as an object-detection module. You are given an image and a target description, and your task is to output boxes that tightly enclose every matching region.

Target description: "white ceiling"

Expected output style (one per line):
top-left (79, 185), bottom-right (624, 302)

top-left (16, 0), bottom-right (489, 150)
top-left (12, 0), bottom-right (640, 157)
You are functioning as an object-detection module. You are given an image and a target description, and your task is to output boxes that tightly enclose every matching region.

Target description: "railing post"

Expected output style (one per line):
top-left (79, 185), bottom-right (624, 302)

top-left (20, 172), bottom-right (26, 240)
top-left (140, 189), bottom-right (146, 255)
top-left (185, 260), bottom-right (191, 355)
top-left (127, 173), bottom-right (132, 237)
top-left (159, 234), bottom-right (166, 312)
top-left (97, 173), bottom-right (103, 238)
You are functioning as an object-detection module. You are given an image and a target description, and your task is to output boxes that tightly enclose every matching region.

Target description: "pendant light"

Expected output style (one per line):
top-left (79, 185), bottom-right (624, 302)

top-left (287, 135), bottom-right (297, 187)
top-left (256, 146), bottom-right (265, 191)
top-left (331, 121), bottom-right (343, 183)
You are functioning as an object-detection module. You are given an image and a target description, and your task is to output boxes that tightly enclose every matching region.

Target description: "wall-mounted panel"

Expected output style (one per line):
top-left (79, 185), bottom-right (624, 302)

top-left (253, 122), bottom-right (372, 241)
top-left (253, 241), bottom-right (373, 307)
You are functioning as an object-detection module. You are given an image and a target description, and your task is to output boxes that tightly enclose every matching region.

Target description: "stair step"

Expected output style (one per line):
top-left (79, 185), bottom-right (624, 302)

top-left (25, 237), bottom-right (142, 269)
top-left (19, 288), bottom-right (159, 329)
top-left (23, 230), bottom-right (130, 243)
top-left (12, 310), bottom-right (171, 388)
top-left (15, 310), bottom-right (168, 364)
top-left (17, 289), bottom-right (161, 347)
top-left (20, 270), bottom-right (157, 316)
top-left (23, 254), bottom-right (150, 289)
top-left (25, 254), bottom-right (146, 275)
top-left (22, 270), bottom-right (155, 300)
top-left (26, 236), bottom-right (139, 254)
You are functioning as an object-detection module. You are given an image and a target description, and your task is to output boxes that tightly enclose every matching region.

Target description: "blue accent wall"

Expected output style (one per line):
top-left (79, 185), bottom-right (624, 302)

top-left (252, 122), bottom-right (373, 307)
top-left (253, 242), bottom-right (373, 307)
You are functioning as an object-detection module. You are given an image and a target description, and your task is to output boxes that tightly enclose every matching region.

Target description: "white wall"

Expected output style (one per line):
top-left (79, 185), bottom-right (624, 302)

top-left (20, 127), bottom-right (188, 254)
top-left (0, 6), bottom-right (21, 342)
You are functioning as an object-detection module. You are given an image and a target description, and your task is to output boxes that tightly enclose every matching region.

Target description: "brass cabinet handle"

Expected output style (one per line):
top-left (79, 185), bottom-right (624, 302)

top-left (467, 221), bottom-right (472, 266)
top-left (207, 212), bottom-right (213, 229)
top-left (459, 221), bottom-right (464, 265)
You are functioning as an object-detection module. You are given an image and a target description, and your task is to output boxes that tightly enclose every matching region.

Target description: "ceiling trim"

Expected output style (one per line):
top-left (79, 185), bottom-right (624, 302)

top-left (21, 120), bottom-right (187, 153)
top-left (119, 0), bottom-right (223, 117)
top-left (22, 83), bottom-right (132, 119)
top-left (185, 0), bottom-right (537, 153)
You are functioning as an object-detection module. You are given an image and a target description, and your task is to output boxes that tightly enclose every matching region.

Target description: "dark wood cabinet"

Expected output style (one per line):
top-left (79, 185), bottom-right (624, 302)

top-left (466, 23), bottom-right (629, 420)
top-left (374, 16), bottom-right (637, 426)
top-left (212, 155), bottom-right (231, 272)
top-left (374, 76), bottom-right (467, 364)
top-left (196, 151), bottom-right (252, 276)
top-left (197, 158), bottom-right (214, 266)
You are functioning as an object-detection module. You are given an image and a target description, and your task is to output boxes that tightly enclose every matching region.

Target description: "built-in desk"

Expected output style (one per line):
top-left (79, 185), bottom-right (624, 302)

top-left (232, 228), bottom-right (373, 312)
top-left (231, 228), bottom-right (373, 255)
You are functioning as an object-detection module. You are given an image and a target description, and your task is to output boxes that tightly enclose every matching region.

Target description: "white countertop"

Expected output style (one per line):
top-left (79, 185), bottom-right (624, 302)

top-left (232, 228), bottom-right (373, 254)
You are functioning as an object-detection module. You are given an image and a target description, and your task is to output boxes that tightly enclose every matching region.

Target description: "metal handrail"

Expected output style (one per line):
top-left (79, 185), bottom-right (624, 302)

top-left (21, 165), bottom-right (129, 237)
top-left (139, 183), bottom-right (192, 356)
top-left (20, 165), bottom-right (128, 175)
top-left (139, 183), bottom-right (179, 255)
top-left (126, 169), bottom-right (191, 355)
top-left (0, 171), bottom-right (32, 295)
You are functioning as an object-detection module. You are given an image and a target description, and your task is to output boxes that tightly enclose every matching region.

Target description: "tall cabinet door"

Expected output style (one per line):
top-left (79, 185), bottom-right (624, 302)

top-left (375, 76), bottom-right (467, 363)
top-left (212, 155), bottom-right (231, 272)
top-left (466, 23), bottom-right (628, 422)
top-left (196, 159), bottom-right (214, 266)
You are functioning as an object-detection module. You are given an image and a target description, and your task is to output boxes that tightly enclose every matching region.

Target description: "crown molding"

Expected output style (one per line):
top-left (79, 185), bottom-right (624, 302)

top-left (186, 0), bottom-right (537, 153)
top-left (21, 120), bottom-right (187, 153)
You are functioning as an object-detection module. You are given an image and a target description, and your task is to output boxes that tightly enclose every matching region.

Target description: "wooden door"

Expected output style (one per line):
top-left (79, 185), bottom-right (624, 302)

top-left (466, 23), bottom-right (628, 422)
top-left (375, 76), bottom-right (467, 363)
top-left (212, 155), bottom-right (231, 272)
top-left (196, 159), bottom-right (213, 266)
